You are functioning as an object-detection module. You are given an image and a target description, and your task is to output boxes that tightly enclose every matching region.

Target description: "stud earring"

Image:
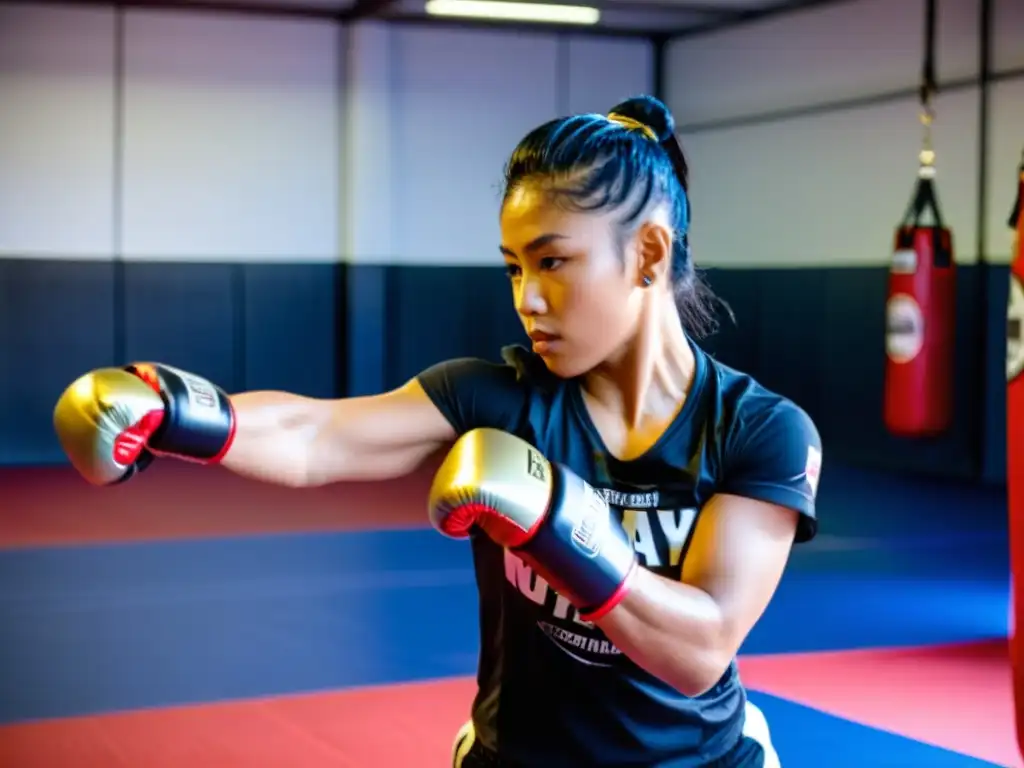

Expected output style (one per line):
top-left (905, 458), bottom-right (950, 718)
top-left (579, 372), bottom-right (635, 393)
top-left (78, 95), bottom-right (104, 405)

top-left (642, 274), bottom-right (652, 287)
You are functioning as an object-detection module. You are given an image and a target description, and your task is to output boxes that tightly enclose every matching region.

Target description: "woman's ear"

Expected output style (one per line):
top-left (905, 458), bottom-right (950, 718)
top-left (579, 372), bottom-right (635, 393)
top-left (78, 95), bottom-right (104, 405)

top-left (634, 221), bottom-right (674, 288)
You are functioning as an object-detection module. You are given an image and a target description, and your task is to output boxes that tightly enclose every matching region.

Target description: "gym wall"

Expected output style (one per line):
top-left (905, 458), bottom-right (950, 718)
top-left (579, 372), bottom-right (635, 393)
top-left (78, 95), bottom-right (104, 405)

top-left (0, 3), bottom-right (651, 465)
top-left (665, 0), bottom-right (1024, 484)
top-left (342, 23), bottom-right (652, 396)
top-left (0, 4), bottom-right (342, 464)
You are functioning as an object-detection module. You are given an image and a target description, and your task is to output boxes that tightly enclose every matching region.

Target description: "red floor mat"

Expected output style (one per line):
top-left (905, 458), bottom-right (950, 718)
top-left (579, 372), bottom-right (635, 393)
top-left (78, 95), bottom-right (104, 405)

top-left (0, 677), bottom-right (477, 767)
top-left (2, 660), bottom-right (1016, 767)
top-left (738, 639), bottom-right (1021, 768)
top-left (0, 458), bottom-right (444, 548)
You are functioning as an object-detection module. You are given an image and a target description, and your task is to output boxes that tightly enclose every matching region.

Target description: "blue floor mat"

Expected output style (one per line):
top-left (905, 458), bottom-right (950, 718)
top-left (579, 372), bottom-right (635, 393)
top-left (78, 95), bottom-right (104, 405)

top-left (750, 691), bottom-right (1005, 768)
top-left (0, 521), bottom-right (1010, 724)
top-left (0, 460), bottom-right (1011, 746)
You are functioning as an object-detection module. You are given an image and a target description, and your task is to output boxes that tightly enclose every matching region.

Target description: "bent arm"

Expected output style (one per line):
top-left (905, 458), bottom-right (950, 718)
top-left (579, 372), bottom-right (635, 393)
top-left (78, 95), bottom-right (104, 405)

top-left (594, 495), bottom-right (799, 696)
top-left (220, 379), bottom-right (456, 488)
top-left (595, 401), bottom-right (821, 696)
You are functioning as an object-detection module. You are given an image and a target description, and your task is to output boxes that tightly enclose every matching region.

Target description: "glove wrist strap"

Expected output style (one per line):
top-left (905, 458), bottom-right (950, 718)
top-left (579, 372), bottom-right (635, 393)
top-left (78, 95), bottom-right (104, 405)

top-left (579, 560), bottom-right (639, 623)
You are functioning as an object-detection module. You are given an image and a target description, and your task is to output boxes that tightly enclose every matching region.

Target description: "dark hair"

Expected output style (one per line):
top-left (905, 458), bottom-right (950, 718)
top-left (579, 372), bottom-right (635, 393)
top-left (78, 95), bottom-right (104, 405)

top-left (501, 94), bottom-right (731, 339)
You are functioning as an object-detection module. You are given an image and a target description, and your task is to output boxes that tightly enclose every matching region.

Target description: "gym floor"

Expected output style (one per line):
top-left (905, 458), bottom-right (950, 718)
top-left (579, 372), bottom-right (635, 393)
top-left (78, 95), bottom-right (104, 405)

top-left (0, 458), bottom-right (1016, 767)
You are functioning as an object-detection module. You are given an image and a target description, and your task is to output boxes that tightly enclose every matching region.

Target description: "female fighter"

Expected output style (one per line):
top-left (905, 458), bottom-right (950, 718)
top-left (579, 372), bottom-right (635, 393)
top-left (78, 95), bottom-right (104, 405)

top-left (55, 95), bottom-right (821, 767)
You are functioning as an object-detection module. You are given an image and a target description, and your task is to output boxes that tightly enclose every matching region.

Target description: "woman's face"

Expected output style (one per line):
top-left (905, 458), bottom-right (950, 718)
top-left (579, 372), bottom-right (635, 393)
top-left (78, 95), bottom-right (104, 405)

top-left (499, 183), bottom-right (646, 379)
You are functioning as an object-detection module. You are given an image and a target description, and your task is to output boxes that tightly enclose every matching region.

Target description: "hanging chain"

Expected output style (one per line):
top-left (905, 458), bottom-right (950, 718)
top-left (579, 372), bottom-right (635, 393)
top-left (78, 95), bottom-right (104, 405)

top-left (917, 0), bottom-right (937, 180)
top-left (918, 94), bottom-right (936, 179)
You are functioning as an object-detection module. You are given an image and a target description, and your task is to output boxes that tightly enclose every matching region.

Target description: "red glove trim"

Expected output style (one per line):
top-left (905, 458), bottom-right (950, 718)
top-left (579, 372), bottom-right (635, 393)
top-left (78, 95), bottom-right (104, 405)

top-left (208, 401), bottom-right (237, 464)
top-left (442, 502), bottom-right (543, 547)
top-left (579, 560), bottom-right (639, 623)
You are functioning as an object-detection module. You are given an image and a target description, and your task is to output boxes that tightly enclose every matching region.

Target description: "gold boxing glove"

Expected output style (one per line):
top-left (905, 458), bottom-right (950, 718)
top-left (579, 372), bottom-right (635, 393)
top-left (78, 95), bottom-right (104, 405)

top-left (53, 364), bottom-right (236, 486)
top-left (428, 428), bottom-right (638, 622)
top-left (53, 368), bottom-right (165, 485)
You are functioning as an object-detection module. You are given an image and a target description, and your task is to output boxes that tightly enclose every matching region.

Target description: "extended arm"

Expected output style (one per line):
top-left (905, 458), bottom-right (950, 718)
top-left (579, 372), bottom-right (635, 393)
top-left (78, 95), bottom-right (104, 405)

top-left (53, 363), bottom-right (457, 488)
top-left (220, 381), bottom-right (455, 487)
top-left (594, 494), bottom-right (799, 696)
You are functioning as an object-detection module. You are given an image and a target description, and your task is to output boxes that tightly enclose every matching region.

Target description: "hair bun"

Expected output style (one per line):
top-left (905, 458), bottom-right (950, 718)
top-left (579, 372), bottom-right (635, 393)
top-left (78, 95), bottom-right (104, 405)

top-left (609, 95), bottom-right (675, 144)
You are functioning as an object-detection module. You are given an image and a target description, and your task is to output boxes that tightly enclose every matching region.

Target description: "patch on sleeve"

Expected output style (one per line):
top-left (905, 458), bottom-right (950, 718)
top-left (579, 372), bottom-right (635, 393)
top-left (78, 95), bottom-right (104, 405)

top-left (804, 445), bottom-right (822, 498)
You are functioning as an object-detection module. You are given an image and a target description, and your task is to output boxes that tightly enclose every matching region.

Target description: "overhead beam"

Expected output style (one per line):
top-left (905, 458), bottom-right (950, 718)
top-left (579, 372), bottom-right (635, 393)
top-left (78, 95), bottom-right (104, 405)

top-left (501, 0), bottom-right (747, 15)
top-left (554, 0), bottom-right (729, 15)
top-left (342, 0), bottom-right (399, 20)
top-left (0, 0), bottom-right (344, 21)
top-left (636, 1), bottom-right (746, 14)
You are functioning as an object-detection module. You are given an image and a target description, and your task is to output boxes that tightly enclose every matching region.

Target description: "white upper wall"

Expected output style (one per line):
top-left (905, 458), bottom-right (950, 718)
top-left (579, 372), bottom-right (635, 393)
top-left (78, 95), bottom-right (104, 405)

top-left (6, 0), bottom-right (1009, 268)
top-left (682, 86), bottom-right (980, 268)
top-left (344, 25), bottom-right (653, 266)
top-left (565, 36), bottom-right (653, 116)
top-left (389, 26), bottom-right (561, 267)
top-left (986, 77), bottom-right (1024, 263)
top-left (0, 3), bottom-right (341, 263)
top-left (993, 0), bottom-right (1024, 74)
top-left (987, 0), bottom-right (1024, 264)
top-left (0, 6), bottom-right (653, 267)
top-left (664, 0), bottom-right (1009, 267)
top-left (0, 4), bottom-right (117, 259)
top-left (120, 10), bottom-right (341, 262)
top-left (667, 0), bottom-right (980, 128)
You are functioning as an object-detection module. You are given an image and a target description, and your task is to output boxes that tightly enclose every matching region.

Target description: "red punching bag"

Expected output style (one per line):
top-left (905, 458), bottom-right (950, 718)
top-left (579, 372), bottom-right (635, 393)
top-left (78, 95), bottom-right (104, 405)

top-left (884, 0), bottom-right (956, 438)
top-left (1007, 152), bottom-right (1024, 761)
top-left (883, 146), bottom-right (956, 437)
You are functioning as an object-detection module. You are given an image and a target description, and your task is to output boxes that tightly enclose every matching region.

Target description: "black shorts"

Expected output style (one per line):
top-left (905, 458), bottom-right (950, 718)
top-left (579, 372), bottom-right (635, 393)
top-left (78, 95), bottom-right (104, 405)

top-left (451, 702), bottom-right (780, 768)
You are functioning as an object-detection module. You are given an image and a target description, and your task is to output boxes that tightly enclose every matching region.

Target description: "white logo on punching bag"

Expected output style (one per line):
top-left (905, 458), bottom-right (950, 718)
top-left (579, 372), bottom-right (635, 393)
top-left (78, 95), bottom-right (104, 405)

top-left (890, 249), bottom-right (918, 275)
top-left (886, 293), bottom-right (925, 364)
top-left (1008, 274), bottom-right (1024, 383)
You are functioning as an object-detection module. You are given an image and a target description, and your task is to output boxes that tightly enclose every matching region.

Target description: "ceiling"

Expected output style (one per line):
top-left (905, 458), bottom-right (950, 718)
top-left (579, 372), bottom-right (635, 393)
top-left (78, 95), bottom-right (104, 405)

top-left (30, 0), bottom-right (852, 37)
top-left (361, 0), bottom-right (846, 34)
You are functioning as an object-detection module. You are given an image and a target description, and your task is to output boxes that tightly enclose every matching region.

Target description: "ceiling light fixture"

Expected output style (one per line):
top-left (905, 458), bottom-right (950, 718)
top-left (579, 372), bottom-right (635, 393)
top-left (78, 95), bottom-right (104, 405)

top-left (425, 0), bottom-right (600, 25)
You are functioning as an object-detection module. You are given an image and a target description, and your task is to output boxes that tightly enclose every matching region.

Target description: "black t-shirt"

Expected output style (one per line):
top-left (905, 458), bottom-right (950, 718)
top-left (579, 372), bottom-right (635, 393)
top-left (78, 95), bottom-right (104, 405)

top-left (417, 339), bottom-right (821, 767)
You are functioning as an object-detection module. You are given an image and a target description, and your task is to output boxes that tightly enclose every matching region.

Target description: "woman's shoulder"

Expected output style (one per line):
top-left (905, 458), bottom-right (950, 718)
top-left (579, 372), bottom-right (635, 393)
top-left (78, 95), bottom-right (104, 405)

top-left (701, 353), bottom-right (822, 539)
top-left (701, 352), bottom-right (818, 443)
top-left (418, 345), bottom-right (558, 390)
top-left (414, 345), bottom-right (561, 435)
top-left (498, 344), bottom-right (565, 390)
